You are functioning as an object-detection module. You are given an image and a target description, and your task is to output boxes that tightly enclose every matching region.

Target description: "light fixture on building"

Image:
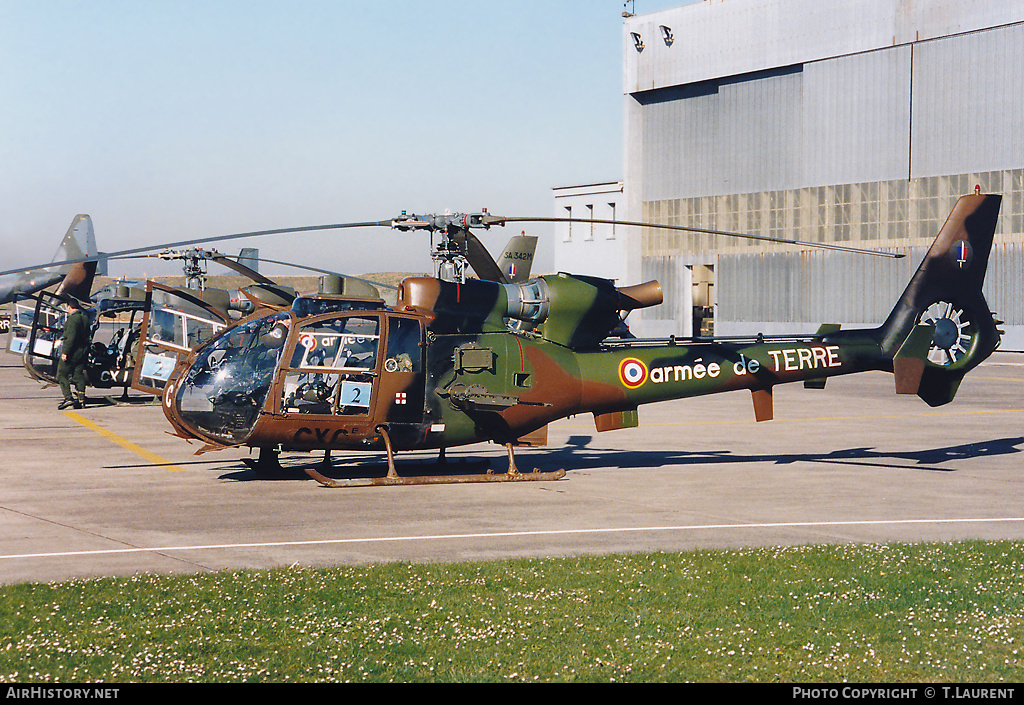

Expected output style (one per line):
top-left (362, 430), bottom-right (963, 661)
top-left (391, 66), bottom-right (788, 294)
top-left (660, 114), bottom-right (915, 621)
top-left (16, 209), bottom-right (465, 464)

top-left (660, 25), bottom-right (674, 46)
top-left (631, 32), bottom-right (644, 52)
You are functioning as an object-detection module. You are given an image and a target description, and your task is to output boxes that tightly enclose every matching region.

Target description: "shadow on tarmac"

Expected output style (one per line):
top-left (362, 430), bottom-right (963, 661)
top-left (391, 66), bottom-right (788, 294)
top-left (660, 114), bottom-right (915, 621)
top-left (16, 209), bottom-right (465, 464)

top-left (216, 433), bottom-right (1024, 482)
top-left (530, 434), bottom-right (1024, 474)
top-left (100, 434), bottom-right (1024, 481)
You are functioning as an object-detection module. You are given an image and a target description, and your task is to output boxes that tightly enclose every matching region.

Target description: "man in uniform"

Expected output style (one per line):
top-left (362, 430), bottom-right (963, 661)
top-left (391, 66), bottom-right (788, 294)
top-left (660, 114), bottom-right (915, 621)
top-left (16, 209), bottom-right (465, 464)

top-left (57, 297), bottom-right (89, 410)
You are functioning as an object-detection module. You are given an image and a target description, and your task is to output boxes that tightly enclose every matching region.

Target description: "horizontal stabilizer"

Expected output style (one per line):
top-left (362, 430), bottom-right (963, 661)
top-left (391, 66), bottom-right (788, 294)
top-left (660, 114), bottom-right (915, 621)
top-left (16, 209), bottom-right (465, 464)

top-left (917, 368), bottom-right (965, 407)
top-left (804, 323), bottom-right (841, 389)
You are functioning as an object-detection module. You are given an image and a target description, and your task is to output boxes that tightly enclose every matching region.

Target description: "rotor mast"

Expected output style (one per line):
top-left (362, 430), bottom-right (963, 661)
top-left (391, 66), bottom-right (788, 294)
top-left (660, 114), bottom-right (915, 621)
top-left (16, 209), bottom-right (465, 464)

top-left (392, 210), bottom-right (502, 283)
top-left (157, 247), bottom-right (223, 291)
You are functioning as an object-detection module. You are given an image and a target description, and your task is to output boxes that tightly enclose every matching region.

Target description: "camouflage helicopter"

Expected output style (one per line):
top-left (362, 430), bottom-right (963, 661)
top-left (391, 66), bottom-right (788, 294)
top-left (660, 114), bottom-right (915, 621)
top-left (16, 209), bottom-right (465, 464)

top-left (2, 194), bottom-right (1002, 486)
top-left (150, 193), bottom-right (1004, 486)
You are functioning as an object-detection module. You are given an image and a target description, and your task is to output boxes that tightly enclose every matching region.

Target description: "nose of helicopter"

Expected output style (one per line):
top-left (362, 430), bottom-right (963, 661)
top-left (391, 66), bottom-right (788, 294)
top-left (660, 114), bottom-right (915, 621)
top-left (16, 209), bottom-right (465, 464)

top-left (166, 311), bottom-right (290, 445)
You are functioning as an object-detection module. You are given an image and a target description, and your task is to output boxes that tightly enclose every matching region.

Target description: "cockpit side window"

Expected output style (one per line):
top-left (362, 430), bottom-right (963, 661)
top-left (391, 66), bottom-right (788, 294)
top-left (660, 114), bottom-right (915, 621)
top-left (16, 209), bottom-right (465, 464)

top-left (384, 316), bottom-right (421, 373)
top-left (289, 316), bottom-right (380, 371)
top-left (281, 314), bottom-right (380, 416)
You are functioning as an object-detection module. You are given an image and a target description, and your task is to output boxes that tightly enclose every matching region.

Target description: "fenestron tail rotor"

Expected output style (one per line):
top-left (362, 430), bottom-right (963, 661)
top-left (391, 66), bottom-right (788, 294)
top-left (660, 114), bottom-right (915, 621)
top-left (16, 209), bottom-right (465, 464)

top-left (919, 300), bottom-right (976, 366)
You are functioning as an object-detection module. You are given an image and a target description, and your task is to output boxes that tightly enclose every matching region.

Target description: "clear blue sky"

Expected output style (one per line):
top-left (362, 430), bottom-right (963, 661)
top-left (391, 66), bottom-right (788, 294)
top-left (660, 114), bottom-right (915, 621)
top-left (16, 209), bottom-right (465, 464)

top-left (1, 0), bottom-right (680, 279)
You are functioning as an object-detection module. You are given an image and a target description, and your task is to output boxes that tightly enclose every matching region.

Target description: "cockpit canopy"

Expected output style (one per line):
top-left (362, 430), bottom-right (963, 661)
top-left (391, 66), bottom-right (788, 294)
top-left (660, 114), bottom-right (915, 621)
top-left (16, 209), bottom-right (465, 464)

top-left (174, 311), bottom-right (291, 444)
top-left (169, 305), bottom-right (423, 446)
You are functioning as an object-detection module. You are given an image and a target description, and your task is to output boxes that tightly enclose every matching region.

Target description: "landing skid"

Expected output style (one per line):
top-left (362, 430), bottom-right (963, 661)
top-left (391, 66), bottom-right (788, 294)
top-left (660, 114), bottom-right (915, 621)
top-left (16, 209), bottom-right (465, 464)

top-left (305, 429), bottom-right (566, 487)
top-left (109, 394), bottom-right (158, 406)
top-left (305, 466), bottom-right (566, 487)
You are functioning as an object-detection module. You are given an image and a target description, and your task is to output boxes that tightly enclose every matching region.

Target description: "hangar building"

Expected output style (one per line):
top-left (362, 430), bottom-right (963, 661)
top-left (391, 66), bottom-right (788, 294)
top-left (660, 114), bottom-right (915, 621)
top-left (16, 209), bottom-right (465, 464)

top-left (560, 0), bottom-right (1024, 348)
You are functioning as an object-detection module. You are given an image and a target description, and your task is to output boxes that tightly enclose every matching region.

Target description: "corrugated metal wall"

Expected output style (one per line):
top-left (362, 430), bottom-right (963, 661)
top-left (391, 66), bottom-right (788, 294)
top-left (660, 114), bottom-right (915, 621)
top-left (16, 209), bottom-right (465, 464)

top-left (719, 240), bottom-right (1024, 331)
top-left (631, 17), bottom-right (1024, 340)
top-left (911, 23), bottom-right (1024, 177)
top-left (719, 247), bottom-right (921, 326)
top-left (634, 24), bottom-right (1024, 202)
top-left (637, 66), bottom-right (805, 201)
top-left (802, 47), bottom-right (912, 187)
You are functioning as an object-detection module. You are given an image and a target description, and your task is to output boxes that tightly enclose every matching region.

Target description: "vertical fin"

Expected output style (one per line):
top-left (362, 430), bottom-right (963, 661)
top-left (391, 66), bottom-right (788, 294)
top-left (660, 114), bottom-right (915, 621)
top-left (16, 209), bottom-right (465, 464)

top-left (892, 324), bottom-right (935, 395)
top-left (498, 234), bottom-right (538, 283)
top-left (751, 388), bottom-right (773, 422)
top-left (594, 408), bottom-right (639, 432)
top-left (876, 194), bottom-right (1002, 406)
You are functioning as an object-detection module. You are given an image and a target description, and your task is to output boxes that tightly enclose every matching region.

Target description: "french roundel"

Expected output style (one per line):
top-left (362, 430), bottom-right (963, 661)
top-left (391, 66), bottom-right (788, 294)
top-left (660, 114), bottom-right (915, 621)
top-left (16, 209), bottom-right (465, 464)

top-left (618, 357), bottom-right (648, 389)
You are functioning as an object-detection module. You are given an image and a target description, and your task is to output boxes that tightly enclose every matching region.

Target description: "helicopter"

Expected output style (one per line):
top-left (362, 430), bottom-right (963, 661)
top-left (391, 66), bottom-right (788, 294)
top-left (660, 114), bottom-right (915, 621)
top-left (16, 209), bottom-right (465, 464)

top-left (4, 219), bottom-right (298, 396)
top-left (3, 194), bottom-right (1002, 486)
top-left (6, 242), bottom-right (264, 396)
top-left (4, 214), bottom-right (122, 388)
top-left (137, 193), bottom-right (1004, 487)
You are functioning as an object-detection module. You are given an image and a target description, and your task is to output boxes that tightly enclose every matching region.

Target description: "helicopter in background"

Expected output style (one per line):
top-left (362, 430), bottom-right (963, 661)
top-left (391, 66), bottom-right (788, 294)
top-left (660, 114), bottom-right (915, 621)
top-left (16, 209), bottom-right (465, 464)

top-left (6, 248), bottom-right (241, 396)
top-left (4, 215), bottom-right (125, 389)
top-left (4, 219), bottom-right (293, 396)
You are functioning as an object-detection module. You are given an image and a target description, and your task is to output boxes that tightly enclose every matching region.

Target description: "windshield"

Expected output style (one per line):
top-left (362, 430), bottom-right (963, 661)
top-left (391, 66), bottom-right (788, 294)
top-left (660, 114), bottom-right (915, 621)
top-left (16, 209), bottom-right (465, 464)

top-left (173, 311), bottom-right (290, 444)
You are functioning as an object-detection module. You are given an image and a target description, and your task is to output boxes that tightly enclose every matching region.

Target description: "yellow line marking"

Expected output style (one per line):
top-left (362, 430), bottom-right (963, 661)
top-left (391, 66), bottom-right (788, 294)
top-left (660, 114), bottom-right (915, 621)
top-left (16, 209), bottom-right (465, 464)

top-left (64, 411), bottom-right (187, 472)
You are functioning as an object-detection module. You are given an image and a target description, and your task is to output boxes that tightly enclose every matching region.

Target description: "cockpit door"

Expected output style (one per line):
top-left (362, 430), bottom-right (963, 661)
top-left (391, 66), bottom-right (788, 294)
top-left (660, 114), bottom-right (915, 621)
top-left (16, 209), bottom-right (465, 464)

top-left (131, 282), bottom-right (230, 395)
top-left (21, 291), bottom-right (72, 384)
top-left (273, 312), bottom-right (426, 446)
top-left (6, 297), bottom-right (39, 358)
top-left (376, 314), bottom-right (426, 426)
top-left (276, 313), bottom-right (382, 419)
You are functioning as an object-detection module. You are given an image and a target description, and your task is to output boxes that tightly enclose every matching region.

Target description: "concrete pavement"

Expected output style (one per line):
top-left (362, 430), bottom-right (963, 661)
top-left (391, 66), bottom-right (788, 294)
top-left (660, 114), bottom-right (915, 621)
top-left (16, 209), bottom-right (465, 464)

top-left (2, 348), bottom-right (1023, 584)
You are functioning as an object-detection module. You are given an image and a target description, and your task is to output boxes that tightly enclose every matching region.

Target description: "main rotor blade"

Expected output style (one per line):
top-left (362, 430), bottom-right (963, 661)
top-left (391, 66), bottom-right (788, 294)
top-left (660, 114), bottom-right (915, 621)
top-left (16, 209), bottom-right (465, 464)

top-left (108, 251), bottom-right (399, 291)
top-left (494, 216), bottom-right (905, 259)
top-left (0, 220), bottom-right (394, 278)
top-left (108, 252), bottom-right (279, 286)
top-left (207, 254), bottom-right (277, 285)
top-left (449, 228), bottom-right (507, 283)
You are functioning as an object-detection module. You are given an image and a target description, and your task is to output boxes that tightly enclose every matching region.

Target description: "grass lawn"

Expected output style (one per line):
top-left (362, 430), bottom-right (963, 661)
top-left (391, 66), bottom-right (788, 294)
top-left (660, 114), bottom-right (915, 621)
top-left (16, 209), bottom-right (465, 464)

top-left (2, 540), bottom-right (1023, 682)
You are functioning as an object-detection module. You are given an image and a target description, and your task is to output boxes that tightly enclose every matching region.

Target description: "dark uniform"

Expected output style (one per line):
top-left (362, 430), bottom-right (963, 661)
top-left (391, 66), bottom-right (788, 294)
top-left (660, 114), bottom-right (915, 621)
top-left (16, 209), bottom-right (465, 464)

top-left (57, 299), bottom-right (89, 410)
